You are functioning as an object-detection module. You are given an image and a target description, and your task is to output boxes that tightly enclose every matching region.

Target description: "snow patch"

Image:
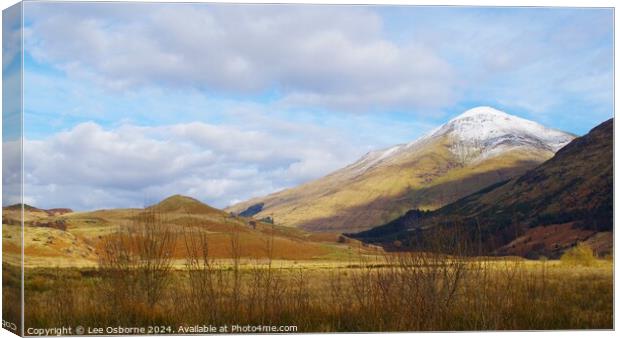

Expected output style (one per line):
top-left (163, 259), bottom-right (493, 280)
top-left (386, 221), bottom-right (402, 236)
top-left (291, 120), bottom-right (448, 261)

top-left (342, 106), bottom-right (575, 175)
top-left (429, 106), bottom-right (574, 163)
top-left (348, 144), bottom-right (405, 174)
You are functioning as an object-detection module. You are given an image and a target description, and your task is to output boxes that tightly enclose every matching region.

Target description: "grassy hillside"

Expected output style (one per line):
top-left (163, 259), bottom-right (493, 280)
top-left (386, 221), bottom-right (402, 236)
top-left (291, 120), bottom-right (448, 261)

top-left (229, 135), bottom-right (553, 232)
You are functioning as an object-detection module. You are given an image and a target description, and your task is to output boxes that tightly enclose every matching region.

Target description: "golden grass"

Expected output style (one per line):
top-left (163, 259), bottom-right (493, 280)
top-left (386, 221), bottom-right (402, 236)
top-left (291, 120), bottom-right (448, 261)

top-left (6, 209), bottom-right (613, 332)
top-left (17, 255), bottom-right (612, 331)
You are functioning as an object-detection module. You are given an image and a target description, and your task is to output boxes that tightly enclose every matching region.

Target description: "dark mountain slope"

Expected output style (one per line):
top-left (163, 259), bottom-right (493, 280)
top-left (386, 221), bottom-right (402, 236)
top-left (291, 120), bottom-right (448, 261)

top-left (352, 118), bottom-right (613, 258)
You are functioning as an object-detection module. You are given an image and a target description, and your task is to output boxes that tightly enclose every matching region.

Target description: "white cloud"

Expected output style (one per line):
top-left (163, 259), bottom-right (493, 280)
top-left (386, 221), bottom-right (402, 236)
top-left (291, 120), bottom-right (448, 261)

top-left (23, 120), bottom-right (362, 210)
top-left (22, 4), bottom-right (612, 121)
top-left (23, 3), bottom-right (458, 112)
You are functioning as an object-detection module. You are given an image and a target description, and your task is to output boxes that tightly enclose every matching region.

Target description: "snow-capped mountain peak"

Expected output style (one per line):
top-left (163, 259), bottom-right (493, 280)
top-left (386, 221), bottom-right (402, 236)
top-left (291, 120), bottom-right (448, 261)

top-left (349, 106), bottom-right (575, 173)
top-left (428, 106), bottom-right (574, 164)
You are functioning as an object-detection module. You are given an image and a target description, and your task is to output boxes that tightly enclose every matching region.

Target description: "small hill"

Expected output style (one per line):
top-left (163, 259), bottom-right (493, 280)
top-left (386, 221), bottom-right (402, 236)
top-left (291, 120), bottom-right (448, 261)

top-left (3, 195), bottom-right (370, 268)
top-left (353, 118), bottom-right (613, 258)
top-left (228, 106), bottom-right (574, 232)
top-left (148, 195), bottom-right (224, 215)
top-left (3, 204), bottom-right (72, 215)
top-left (5, 203), bottom-right (42, 212)
top-left (2, 204), bottom-right (71, 224)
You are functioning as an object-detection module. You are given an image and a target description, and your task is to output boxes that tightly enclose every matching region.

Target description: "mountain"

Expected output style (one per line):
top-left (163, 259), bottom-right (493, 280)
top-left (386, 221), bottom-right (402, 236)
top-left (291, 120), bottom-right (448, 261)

top-left (352, 118), bottom-right (613, 258)
top-left (228, 106), bottom-right (574, 232)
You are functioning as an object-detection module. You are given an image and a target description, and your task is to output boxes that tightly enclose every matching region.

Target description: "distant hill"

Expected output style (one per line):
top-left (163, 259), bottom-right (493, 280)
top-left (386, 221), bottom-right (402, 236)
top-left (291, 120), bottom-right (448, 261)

top-left (5, 203), bottom-right (41, 212)
top-left (229, 106), bottom-right (574, 232)
top-left (148, 194), bottom-right (223, 215)
top-left (352, 118), bottom-right (613, 258)
top-left (4, 204), bottom-right (73, 215)
top-left (2, 204), bottom-right (74, 225)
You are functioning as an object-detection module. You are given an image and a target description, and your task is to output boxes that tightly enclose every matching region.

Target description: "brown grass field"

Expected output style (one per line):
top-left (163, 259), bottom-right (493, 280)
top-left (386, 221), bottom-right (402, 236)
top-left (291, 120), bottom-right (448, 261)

top-left (4, 245), bottom-right (613, 332)
top-left (5, 257), bottom-right (612, 332)
top-left (2, 206), bottom-right (613, 333)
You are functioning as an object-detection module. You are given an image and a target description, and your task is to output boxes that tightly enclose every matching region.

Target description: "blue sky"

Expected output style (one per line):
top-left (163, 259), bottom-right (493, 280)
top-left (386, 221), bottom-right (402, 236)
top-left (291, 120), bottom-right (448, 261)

top-left (13, 3), bottom-right (614, 210)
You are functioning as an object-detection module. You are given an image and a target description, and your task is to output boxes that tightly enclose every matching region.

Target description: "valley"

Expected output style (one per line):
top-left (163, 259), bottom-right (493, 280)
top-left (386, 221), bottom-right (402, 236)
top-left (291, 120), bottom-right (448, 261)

top-left (2, 107), bottom-right (613, 332)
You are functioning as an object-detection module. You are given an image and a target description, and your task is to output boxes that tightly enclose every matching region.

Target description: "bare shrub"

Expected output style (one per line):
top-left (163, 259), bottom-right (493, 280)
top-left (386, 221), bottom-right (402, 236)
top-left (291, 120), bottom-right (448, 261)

top-left (229, 225), bottom-right (241, 320)
top-left (181, 228), bottom-right (223, 323)
top-left (99, 209), bottom-right (176, 322)
top-left (328, 226), bottom-right (471, 331)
